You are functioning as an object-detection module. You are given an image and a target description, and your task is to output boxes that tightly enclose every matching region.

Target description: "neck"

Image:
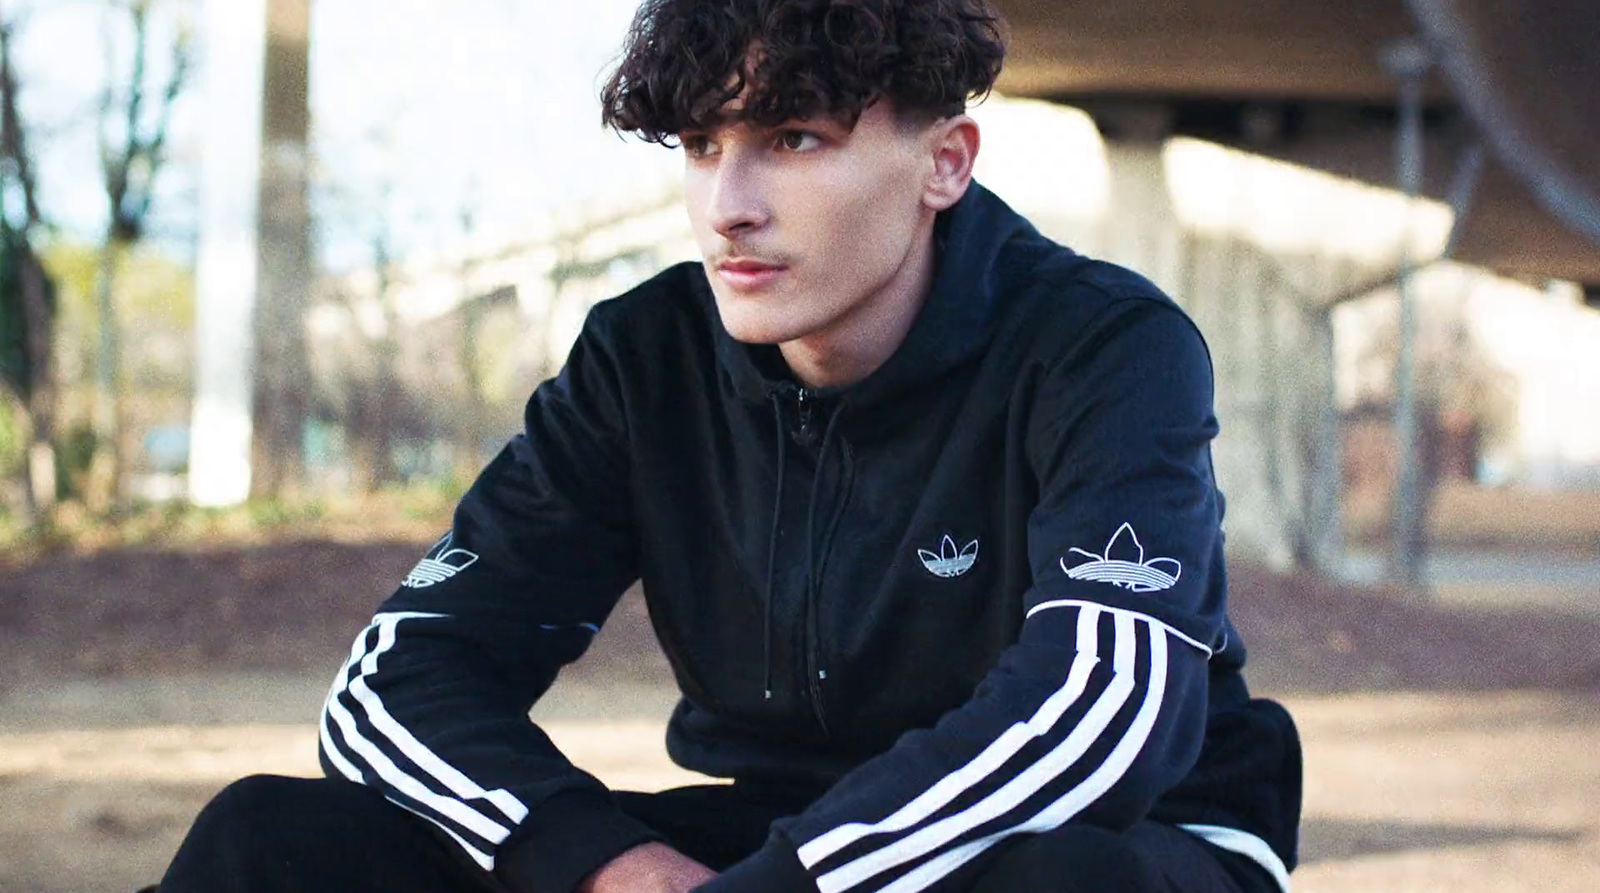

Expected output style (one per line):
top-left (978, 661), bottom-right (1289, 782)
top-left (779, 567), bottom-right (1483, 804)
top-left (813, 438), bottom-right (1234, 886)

top-left (779, 217), bottom-right (939, 389)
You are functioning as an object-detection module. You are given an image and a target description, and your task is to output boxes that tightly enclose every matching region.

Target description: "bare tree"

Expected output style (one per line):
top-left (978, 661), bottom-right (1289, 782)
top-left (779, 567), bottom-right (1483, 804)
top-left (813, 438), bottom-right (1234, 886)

top-left (86, 0), bottom-right (191, 513)
top-left (0, 8), bottom-right (59, 521)
top-left (348, 221), bottom-right (401, 490)
top-left (452, 206), bottom-right (499, 477)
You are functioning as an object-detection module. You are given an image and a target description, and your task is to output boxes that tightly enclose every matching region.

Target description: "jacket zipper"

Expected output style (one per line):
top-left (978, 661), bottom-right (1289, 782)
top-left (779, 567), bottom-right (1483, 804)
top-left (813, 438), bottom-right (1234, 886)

top-left (796, 387), bottom-right (815, 443)
top-left (793, 387), bottom-right (832, 738)
top-left (807, 438), bottom-right (855, 740)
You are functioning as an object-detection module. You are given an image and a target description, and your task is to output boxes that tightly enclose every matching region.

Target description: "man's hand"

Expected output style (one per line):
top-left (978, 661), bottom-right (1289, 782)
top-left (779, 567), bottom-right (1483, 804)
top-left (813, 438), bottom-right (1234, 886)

top-left (577, 841), bottom-right (717, 893)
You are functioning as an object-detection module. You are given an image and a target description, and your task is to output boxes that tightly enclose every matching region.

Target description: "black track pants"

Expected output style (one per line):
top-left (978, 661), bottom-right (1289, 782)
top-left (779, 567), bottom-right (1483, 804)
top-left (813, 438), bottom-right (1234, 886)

top-left (154, 775), bottom-right (1279, 893)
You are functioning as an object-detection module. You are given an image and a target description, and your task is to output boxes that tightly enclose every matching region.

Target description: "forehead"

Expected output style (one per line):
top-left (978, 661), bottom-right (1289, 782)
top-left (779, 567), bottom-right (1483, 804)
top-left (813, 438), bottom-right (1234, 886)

top-left (686, 89), bottom-right (895, 138)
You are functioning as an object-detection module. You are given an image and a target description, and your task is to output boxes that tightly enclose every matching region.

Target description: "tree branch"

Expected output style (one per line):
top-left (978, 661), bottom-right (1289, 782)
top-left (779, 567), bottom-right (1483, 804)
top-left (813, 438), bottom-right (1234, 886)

top-left (0, 16), bottom-right (41, 228)
top-left (128, 14), bottom-right (189, 226)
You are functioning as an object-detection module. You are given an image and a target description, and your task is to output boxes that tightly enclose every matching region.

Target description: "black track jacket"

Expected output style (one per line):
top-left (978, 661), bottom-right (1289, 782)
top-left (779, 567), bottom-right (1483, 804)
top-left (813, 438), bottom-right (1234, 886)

top-left (320, 184), bottom-right (1303, 893)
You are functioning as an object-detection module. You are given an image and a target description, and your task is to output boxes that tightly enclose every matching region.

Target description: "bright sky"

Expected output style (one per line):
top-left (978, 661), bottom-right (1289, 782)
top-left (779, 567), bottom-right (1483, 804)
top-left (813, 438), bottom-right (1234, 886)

top-left (14, 0), bottom-right (678, 270)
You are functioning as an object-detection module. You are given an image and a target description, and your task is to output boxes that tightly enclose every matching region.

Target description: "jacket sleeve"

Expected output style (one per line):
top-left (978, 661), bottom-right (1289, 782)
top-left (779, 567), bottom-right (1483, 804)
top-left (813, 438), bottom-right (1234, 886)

top-left (699, 304), bottom-right (1225, 893)
top-left (318, 306), bottom-right (662, 893)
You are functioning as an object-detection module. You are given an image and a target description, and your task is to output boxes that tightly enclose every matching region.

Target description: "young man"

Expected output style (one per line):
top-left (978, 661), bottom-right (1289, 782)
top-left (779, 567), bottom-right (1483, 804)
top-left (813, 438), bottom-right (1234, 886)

top-left (155, 1), bottom-right (1301, 891)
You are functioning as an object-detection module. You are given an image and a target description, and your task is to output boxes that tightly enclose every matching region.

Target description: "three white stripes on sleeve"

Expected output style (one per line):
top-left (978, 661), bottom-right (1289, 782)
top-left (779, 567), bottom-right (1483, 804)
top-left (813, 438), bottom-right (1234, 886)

top-left (320, 611), bottom-right (531, 871)
top-left (798, 603), bottom-right (1192, 893)
top-left (317, 604), bottom-right (1275, 893)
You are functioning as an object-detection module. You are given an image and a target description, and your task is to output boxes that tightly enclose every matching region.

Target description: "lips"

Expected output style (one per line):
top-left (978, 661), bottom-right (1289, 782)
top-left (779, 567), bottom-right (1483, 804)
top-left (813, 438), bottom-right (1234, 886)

top-left (716, 257), bottom-right (787, 290)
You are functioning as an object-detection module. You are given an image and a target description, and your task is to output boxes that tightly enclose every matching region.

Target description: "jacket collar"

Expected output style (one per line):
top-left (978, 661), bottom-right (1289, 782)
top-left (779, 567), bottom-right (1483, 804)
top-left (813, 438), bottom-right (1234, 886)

top-left (710, 182), bottom-right (1061, 409)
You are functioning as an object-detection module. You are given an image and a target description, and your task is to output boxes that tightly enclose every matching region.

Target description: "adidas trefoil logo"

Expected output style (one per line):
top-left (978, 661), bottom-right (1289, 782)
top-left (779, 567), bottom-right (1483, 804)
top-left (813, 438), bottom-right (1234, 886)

top-left (919, 534), bottom-right (979, 578)
top-left (402, 532), bottom-right (480, 588)
top-left (1060, 522), bottom-right (1181, 593)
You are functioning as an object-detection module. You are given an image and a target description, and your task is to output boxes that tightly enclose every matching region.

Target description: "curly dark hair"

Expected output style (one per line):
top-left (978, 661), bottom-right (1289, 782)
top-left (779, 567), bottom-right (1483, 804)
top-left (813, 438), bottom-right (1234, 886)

top-left (600, 0), bottom-right (1008, 144)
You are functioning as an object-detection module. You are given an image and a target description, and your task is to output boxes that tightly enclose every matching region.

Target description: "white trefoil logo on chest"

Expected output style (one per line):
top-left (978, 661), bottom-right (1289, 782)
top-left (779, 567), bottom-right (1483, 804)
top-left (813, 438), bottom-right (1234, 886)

top-left (402, 532), bottom-right (480, 588)
top-left (919, 534), bottom-right (979, 578)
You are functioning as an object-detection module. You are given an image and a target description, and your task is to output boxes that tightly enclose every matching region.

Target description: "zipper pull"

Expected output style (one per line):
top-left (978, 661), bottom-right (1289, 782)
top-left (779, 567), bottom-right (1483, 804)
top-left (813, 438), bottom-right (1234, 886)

top-left (796, 387), bottom-right (815, 444)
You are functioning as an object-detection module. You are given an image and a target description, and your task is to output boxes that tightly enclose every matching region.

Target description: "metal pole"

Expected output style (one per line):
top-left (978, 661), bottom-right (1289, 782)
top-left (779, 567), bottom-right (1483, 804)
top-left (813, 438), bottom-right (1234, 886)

top-left (1382, 39), bottom-right (1431, 590)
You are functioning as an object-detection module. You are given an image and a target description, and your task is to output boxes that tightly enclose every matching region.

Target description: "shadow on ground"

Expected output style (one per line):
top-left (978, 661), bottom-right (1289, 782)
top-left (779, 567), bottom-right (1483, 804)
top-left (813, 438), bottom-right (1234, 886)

top-left (2, 540), bottom-right (1598, 696)
top-left (1300, 817), bottom-right (1588, 864)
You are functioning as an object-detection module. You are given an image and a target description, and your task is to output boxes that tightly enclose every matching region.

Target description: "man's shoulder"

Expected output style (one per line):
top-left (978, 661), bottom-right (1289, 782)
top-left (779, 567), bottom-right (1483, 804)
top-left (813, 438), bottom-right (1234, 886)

top-left (585, 260), bottom-right (711, 332)
top-left (563, 262), bottom-right (722, 395)
top-left (1061, 258), bottom-right (1175, 309)
top-left (1000, 245), bottom-right (1195, 345)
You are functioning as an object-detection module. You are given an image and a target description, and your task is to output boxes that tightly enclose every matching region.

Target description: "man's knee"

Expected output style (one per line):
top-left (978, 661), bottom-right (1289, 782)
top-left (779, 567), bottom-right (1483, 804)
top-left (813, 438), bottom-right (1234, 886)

top-left (160, 774), bottom-right (331, 890)
top-left (972, 824), bottom-right (1166, 893)
top-left (162, 774), bottom-right (483, 893)
top-left (189, 774), bottom-right (303, 844)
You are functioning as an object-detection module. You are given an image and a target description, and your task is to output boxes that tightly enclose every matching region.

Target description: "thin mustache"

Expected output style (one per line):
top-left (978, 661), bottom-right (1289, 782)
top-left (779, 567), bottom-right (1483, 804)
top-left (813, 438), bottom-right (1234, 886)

top-left (712, 249), bottom-right (790, 268)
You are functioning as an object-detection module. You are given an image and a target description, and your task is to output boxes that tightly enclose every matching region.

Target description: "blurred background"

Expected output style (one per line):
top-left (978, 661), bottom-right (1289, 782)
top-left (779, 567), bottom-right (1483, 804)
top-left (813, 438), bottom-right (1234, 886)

top-left (0, 1), bottom-right (1597, 891)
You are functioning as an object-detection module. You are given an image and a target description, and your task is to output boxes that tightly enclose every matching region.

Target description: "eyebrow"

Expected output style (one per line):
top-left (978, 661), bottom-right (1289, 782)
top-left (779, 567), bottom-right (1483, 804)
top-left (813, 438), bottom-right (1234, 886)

top-left (679, 113), bottom-right (845, 138)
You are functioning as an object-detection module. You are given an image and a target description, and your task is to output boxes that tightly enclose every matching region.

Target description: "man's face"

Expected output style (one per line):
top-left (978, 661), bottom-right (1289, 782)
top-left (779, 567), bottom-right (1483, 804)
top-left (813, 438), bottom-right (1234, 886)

top-left (682, 99), bottom-right (936, 345)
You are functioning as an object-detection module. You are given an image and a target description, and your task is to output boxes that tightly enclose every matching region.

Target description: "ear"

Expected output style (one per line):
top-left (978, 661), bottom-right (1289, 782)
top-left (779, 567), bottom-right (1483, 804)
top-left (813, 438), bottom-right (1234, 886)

top-left (922, 115), bottom-right (980, 212)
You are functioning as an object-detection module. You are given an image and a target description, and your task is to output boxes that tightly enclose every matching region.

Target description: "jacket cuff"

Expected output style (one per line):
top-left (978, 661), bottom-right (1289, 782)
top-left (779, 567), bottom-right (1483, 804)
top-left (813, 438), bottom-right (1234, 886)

top-left (495, 790), bottom-right (663, 893)
top-left (696, 833), bottom-right (818, 893)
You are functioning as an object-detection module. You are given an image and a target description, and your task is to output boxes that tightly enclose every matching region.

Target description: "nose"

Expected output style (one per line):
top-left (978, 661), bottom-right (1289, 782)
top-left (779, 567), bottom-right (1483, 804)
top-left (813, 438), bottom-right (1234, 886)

top-left (706, 152), bottom-right (770, 240)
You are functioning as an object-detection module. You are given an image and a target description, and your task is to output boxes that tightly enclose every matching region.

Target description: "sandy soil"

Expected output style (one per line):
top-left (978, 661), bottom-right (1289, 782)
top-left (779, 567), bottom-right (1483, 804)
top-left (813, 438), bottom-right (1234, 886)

top-left (2, 688), bottom-right (1596, 893)
top-left (2, 538), bottom-right (1597, 891)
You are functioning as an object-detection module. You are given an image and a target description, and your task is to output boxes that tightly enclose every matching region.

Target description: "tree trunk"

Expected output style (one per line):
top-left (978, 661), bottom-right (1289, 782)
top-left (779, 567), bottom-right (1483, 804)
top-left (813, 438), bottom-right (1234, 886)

top-left (370, 266), bottom-right (399, 489)
top-left (455, 297), bottom-right (485, 476)
top-left (86, 235), bottom-right (122, 513)
top-left (250, 0), bottom-right (312, 499)
top-left (17, 246), bottom-right (55, 514)
top-left (1, 7), bottom-right (60, 519)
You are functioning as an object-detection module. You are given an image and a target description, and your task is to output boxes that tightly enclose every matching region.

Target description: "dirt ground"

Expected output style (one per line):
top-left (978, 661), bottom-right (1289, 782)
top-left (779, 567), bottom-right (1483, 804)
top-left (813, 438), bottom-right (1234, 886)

top-left (2, 538), bottom-right (1597, 892)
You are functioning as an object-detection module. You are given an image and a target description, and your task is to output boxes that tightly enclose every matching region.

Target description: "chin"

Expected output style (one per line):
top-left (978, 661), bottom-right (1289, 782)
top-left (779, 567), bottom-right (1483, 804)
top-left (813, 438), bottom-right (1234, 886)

top-left (712, 291), bottom-right (804, 345)
top-left (718, 310), bottom-right (795, 345)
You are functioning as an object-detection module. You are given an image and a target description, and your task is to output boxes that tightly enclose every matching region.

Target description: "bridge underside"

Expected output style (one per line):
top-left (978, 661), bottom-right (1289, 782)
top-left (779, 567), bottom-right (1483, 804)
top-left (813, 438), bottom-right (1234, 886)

top-left (992, 0), bottom-right (1600, 290)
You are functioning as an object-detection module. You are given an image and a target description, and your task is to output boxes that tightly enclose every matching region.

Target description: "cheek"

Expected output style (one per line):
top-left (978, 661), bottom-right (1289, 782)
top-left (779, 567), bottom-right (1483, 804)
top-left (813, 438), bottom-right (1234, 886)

top-left (682, 172), bottom-right (713, 241)
top-left (812, 173), bottom-right (919, 284)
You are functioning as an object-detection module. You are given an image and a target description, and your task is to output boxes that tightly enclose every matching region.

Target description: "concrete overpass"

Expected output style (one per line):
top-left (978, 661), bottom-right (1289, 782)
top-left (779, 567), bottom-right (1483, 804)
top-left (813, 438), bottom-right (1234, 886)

top-left (991, 0), bottom-right (1600, 292)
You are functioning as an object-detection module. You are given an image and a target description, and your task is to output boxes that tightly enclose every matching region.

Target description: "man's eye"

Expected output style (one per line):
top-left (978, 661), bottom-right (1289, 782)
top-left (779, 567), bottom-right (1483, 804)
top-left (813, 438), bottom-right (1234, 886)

top-left (682, 135), bottom-right (717, 158)
top-left (776, 130), bottom-right (820, 152)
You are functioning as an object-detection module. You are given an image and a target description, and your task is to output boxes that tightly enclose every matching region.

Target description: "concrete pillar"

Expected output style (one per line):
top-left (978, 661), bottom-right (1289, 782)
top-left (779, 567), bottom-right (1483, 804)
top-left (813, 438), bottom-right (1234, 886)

top-left (187, 0), bottom-right (268, 507)
top-left (1101, 139), bottom-right (1184, 295)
